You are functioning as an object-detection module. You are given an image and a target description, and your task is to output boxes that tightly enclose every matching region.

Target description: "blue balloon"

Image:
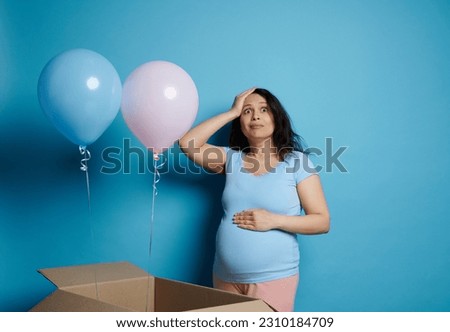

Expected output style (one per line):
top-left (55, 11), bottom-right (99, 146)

top-left (38, 49), bottom-right (122, 146)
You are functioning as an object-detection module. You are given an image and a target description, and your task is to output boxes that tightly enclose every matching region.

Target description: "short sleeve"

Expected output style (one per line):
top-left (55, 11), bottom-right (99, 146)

top-left (290, 152), bottom-right (317, 184)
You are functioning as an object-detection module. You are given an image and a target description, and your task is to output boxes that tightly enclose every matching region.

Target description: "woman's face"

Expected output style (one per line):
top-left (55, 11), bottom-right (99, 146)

top-left (239, 93), bottom-right (275, 143)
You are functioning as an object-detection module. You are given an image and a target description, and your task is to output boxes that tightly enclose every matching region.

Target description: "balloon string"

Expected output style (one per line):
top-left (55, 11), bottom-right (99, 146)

top-left (146, 152), bottom-right (166, 311)
top-left (79, 146), bottom-right (92, 212)
top-left (149, 153), bottom-right (166, 256)
top-left (79, 145), bottom-right (98, 300)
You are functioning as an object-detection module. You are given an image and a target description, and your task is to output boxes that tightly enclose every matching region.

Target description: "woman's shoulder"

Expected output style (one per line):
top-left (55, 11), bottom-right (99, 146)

top-left (289, 150), bottom-right (307, 157)
top-left (283, 150), bottom-right (310, 164)
top-left (283, 150), bottom-right (317, 174)
top-left (223, 146), bottom-right (243, 164)
top-left (226, 146), bottom-right (243, 156)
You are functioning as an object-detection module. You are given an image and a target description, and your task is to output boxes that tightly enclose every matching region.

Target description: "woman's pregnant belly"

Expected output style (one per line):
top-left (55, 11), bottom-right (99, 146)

top-left (214, 218), bottom-right (299, 280)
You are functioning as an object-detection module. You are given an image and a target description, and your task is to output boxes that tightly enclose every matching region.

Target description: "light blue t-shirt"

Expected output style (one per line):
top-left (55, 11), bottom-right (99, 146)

top-left (213, 147), bottom-right (317, 283)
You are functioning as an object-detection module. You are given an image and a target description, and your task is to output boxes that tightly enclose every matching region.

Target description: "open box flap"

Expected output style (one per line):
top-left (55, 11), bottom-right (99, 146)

top-left (153, 277), bottom-right (275, 312)
top-left (30, 289), bottom-right (133, 312)
top-left (189, 300), bottom-right (276, 312)
top-left (38, 261), bottom-right (150, 288)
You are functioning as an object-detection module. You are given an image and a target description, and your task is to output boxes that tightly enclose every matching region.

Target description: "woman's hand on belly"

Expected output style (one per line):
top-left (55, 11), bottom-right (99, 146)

top-left (232, 208), bottom-right (278, 231)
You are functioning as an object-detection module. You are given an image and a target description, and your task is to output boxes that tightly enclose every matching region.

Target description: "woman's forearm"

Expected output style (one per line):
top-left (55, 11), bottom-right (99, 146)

top-left (233, 207), bottom-right (330, 235)
top-left (273, 212), bottom-right (330, 235)
top-left (179, 111), bottom-right (237, 151)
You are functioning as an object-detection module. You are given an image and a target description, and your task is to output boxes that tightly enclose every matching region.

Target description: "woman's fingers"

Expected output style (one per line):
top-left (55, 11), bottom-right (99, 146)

top-left (233, 210), bottom-right (254, 222)
top-left (232, 87), bottom-right (256, 110)
top-left (238, 87), bottom-right (256, 98)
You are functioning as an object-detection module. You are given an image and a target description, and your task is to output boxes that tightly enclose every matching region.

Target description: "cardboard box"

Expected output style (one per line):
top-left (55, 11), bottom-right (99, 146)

top-left (30, 261), bottom-right (275, 312)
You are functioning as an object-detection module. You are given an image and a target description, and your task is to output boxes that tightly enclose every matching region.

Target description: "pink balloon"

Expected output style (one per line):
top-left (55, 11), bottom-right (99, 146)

top-left (121, 61), bottom-right (199, 153)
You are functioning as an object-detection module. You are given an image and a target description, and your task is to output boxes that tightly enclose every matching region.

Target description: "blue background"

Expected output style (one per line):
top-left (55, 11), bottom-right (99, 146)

top-left (1, 0), bottom-right (449, 312)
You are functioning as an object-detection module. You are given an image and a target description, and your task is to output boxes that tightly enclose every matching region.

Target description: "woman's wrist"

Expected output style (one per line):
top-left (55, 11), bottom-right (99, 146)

top-left (271, 213), bottom-right (284, 230)
top-left (228, 107), bottom-right (241, 119)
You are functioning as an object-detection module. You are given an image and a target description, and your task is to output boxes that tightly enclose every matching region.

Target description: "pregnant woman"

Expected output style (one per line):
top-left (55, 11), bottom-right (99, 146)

top-left (179, 87), bottom-right (330, 311)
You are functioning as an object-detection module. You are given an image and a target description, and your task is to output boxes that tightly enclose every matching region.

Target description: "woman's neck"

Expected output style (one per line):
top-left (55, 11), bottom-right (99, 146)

top-left (247, 138), bottom-right (277, 158)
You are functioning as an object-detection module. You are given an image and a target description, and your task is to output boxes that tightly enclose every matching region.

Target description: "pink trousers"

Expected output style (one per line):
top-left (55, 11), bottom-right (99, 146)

top-left (213, 274), bottom-right (299, 312)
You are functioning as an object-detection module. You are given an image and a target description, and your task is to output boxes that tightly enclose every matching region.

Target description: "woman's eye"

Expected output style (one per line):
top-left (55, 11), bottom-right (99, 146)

top-left (261, 107), bottom-right (268, 113)
top-left (243, 108), bottom-right (251, 114)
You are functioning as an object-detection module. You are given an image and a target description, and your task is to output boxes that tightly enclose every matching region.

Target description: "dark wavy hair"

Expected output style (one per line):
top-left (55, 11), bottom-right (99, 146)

top-left (229, 88), bottom-right (307, 161)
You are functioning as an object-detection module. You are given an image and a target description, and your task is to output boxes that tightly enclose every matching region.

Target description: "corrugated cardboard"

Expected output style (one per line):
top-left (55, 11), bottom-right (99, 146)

top-left (30, 262), bottom-right (275, 312)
